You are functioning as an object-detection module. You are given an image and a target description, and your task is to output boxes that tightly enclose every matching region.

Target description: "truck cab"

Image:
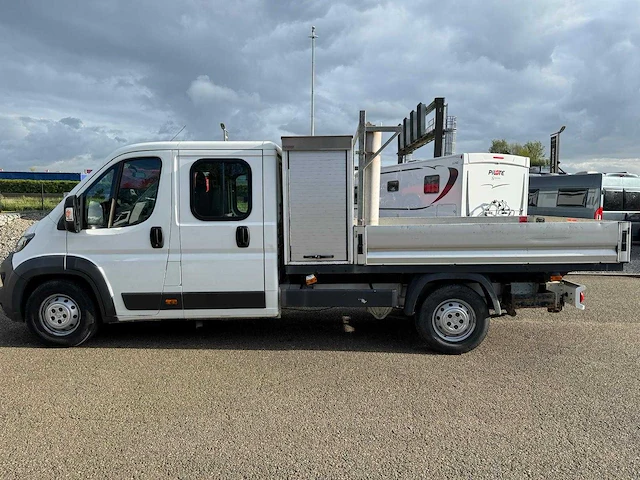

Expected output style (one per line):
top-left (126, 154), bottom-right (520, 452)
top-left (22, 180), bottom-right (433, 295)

top-left (0, 141), bottom-right (284, 345)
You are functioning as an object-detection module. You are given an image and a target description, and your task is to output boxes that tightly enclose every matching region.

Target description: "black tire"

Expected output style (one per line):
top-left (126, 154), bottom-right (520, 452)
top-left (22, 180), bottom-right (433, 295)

top-left (25, 280), bottom-right (99, 347)
top-left (415, 284), bottom-right (489, 354)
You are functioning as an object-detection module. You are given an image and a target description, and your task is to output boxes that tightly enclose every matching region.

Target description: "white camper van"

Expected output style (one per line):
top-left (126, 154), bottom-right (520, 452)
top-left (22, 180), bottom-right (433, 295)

top-left (529, 172), bottom-right (640, 242)
top-left (0, 135), bottom-right (630, 354)
top-left (379, 153), bottom-right (530, 217)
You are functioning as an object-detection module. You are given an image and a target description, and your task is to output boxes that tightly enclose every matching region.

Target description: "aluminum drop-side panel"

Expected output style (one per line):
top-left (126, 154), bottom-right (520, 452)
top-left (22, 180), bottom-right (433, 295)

top-left (289, 150), bottom-right (347, 262)
top-left (365, 221), bottom-right (624, 265)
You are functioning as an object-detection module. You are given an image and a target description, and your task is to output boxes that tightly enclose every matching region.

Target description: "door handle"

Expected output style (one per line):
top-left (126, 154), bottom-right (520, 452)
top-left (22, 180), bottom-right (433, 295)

top-left (236, 226), bottom-right (250, 248)
top-left (150, 226), bottom-right (164, 248)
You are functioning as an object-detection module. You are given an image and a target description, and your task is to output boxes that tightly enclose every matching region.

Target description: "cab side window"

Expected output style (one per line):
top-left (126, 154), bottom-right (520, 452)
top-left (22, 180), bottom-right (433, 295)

top-left (603, 189), bottom-right (623, 211)
top-left (83, 157), bottom-right (162, 229)
top-left (556, 189), bottom-right (588, 207)
top-left (623, 190), bottom-right (640, 211)
top-left (85, 167), bottom-right (117, 229)
top-left (113, 159), bottom-right (162, 227)
top-left (190, 159), bottom-right (252, 221)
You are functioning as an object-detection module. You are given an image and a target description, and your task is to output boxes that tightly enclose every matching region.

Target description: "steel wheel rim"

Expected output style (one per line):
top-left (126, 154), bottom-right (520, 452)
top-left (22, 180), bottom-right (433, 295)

top-left (432, 298), bottom-right (476, 342)
top-left (39, 294), bottom-right (81, 337)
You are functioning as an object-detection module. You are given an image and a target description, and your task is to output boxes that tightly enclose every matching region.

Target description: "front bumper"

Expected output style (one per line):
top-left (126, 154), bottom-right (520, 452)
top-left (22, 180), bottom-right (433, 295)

top-left (0, 253), bottom-right (22, 322)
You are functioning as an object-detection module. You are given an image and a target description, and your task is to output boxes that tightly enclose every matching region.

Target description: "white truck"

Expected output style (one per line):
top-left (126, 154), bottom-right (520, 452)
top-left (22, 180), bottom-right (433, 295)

top-left (379, 153), bottom-right (530, 217)
top-left (0, 133), bottom-right (631, 354)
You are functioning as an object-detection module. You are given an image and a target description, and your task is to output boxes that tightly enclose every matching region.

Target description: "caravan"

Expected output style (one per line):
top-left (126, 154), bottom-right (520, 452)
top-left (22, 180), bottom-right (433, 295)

top-left (379, 153), bottom-right (530, 217)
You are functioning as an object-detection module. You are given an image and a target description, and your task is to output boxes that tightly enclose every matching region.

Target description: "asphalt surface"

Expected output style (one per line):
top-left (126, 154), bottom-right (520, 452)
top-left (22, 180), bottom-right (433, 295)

top-left (0, 274), bottom-right (639, 479)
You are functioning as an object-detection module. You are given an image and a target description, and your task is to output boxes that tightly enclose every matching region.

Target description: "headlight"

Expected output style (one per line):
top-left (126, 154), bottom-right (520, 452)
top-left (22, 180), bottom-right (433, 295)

top-left (15, 234), bottom-right (35, 253)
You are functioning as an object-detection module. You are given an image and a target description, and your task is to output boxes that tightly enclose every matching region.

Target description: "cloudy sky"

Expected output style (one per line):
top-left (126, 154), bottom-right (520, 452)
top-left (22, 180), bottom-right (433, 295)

top-left (1, 0), bottom-right (639, 173)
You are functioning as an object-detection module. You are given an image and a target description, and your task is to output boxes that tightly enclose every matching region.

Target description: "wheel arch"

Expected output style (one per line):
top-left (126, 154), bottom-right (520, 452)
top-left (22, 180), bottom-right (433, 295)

top-left (404, 273), bottom-right (501, 317)
top-left (13, 255), bottom-right (117, 323)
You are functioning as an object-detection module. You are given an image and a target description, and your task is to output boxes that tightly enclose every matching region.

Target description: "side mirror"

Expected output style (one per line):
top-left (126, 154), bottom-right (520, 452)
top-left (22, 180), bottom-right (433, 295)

top-left (64, 195), bottom-right (81, 233)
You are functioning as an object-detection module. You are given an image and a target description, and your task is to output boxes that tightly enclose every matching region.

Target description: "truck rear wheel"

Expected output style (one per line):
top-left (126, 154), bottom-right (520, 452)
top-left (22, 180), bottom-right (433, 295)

top-left (416, 285), bottom-right (489, 354)
top-left (25, 280), bottom-right (99, 347)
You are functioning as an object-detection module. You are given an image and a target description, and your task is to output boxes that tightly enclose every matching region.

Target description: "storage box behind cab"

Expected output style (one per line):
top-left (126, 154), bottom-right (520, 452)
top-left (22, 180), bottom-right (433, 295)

top-left (282, 136), bottom-right (354, 264)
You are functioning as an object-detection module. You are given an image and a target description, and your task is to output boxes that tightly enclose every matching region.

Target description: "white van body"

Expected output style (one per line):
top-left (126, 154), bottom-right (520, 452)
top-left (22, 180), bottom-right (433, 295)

top-left (379, 153), bottom-right (530, 217)
top-left (10, 142), bottom-right (282, 322)
top-left (529, 172), bottom-right (640, 242)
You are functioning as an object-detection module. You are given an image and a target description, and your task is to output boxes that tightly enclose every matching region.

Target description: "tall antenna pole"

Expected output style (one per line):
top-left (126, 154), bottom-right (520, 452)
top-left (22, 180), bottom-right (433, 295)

top-left (309, 25), bottom-right (317, 136)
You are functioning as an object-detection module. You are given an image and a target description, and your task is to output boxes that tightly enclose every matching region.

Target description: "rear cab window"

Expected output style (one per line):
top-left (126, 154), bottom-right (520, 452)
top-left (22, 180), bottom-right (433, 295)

top-left (190, 159), bottom-right (252, 221)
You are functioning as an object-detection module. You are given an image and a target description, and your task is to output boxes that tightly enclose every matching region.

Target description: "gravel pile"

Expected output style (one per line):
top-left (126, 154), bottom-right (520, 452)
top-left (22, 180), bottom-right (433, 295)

top-left (0, 213), bottom-right (47, 263)
top-left (0, 213), bottom-right (21, 227)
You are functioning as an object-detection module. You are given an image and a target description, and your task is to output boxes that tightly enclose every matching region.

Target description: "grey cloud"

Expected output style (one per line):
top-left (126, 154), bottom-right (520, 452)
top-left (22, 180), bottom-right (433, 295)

top-left (157, 121), bottom-right (181, 136)
top-left (59, 117), bottom-right (83, 129)
top-left (0, 116), bottom-right (132, 171)
top-left (186, 75), bottom-right (260, 106)
top-left (0, 0), bottom-right (639, 173)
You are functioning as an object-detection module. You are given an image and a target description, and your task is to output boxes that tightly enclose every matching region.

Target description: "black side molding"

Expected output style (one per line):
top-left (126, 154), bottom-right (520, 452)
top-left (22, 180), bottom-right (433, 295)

top-left (121, 291), bottom-right (266, 310)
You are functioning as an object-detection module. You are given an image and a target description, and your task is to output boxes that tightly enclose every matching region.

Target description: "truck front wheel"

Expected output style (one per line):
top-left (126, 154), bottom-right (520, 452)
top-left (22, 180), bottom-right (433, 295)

top-left (416, 285), bottom-right (489, 354)
top-left (25, 280), bottom-right (99, 347)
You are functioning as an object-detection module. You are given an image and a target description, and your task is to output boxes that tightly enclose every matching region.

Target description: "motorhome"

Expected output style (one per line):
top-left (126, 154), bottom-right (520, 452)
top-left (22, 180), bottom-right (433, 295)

top-left (0, 132), bottom-right (631, 354)
top-left (379, 153), bottom-right (530, 217)
top-left (529, 172), bottom-right (640, 241)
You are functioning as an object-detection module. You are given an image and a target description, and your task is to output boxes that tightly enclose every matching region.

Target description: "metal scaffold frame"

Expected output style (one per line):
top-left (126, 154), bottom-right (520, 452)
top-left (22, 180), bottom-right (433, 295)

top-left (353, 110), bottom-right (401, 226)
top-left (352, 98), bottom-right (451, 225)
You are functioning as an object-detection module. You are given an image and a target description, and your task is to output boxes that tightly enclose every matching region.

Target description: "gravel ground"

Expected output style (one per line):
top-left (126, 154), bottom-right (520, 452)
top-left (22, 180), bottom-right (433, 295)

top-left (0, 276), bottom-right (639, 479)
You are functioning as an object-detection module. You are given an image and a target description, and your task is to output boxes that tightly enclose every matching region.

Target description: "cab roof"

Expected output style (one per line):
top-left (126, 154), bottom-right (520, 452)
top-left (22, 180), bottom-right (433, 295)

top-left (108, 141), bottom-right (281, 159)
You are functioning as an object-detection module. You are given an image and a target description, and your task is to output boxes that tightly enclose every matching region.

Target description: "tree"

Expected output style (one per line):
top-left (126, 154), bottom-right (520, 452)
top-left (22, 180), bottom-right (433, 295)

top-left (489, 139), bottom-right (548, 167)
top-left (518, 141), bottom-right (547, 167)
top-left (489, 139), bottom-right (511, 154)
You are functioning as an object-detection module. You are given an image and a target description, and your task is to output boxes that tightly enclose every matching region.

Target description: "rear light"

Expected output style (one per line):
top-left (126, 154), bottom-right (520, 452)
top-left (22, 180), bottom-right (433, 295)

top-left (594, 207), bottom-right (603, 220)
top-left (550, 274), bottom-right (563, 282)
top-left (518, 216), bottom-right (528, 223)
top-left (580, 291), bottom-right (585, 304)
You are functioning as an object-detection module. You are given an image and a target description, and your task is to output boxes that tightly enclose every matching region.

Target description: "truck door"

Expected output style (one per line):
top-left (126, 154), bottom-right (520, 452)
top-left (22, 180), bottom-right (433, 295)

top-left (66, 151), bottom-right (173, 318)
top-left (177, 150), bottom-right (268, 318)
